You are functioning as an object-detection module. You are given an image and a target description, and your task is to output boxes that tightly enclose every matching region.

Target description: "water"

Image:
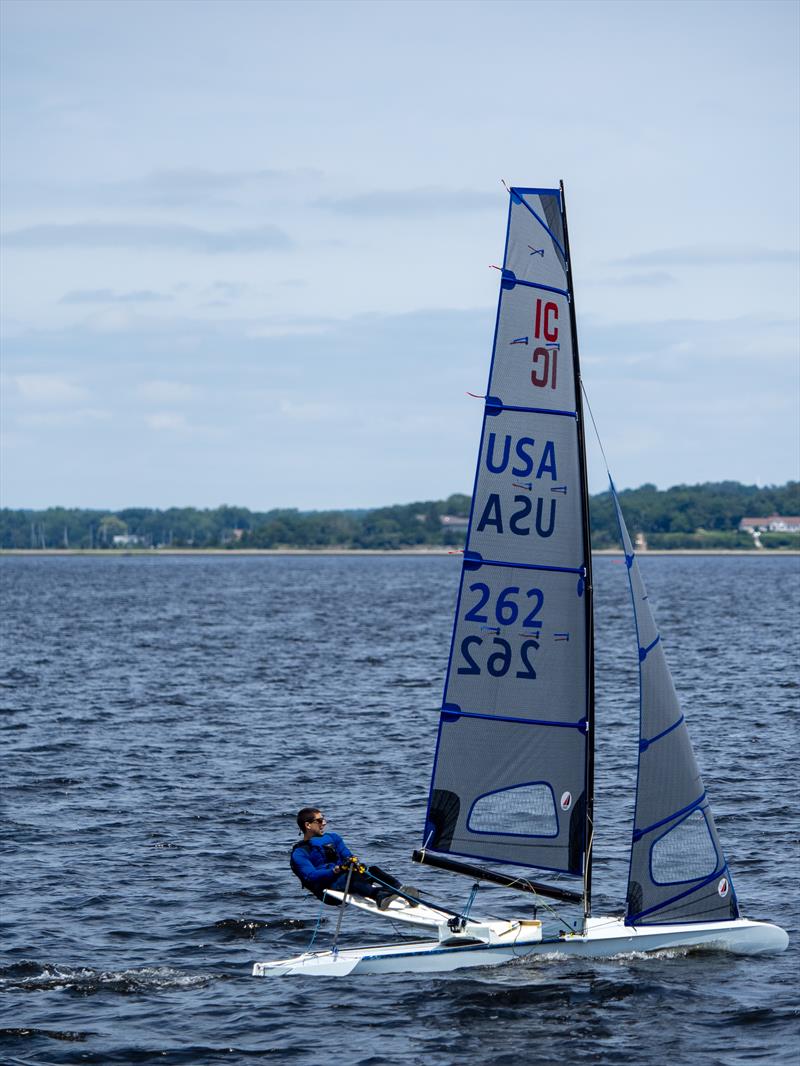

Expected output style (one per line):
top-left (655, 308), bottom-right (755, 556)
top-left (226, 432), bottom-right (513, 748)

top-left (1, 554), bottom-right (798, 1065)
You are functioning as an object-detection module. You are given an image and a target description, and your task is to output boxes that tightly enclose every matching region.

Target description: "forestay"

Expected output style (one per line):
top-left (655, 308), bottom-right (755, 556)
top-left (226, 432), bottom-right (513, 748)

top-left (611, 485), bottom-right (739, 925)
top-left (423, 188), bottom-right (592, 879)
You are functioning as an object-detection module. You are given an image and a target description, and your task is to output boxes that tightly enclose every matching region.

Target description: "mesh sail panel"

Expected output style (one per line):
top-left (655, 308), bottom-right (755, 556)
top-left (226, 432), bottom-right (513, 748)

top-left (426, 712), bottom-right (587, 874)
top-left (425, 188), bottom-right (590, 876)
top-left (612, 487), bottom-right (739, 924)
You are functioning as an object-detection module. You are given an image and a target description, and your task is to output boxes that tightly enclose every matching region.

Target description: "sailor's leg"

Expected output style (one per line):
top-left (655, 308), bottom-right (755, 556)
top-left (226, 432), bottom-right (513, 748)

top-left (365, 865), bottom-right (402, 890)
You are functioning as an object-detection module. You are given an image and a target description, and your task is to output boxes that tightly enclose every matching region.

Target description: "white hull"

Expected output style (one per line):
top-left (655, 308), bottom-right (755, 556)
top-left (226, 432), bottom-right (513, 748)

top-left (253, 916), bottom-right (788, 977)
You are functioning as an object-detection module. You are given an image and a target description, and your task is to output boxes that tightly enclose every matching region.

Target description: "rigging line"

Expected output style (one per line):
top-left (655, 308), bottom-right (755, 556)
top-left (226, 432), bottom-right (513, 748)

top-left (463, 882), bottom-right (480, 921)
top-left (491, 874), bottom-right (575, 932)
top-left (368, 871), bottom-right (466, 921)
top-left (583, 823), bottom-right (595, 920)
top-left (330, 862), bottom-right (355, 955)
top-left (580, 379), bottom-right (612, 479)
top-left (306, 897), bottom-right (327, 952)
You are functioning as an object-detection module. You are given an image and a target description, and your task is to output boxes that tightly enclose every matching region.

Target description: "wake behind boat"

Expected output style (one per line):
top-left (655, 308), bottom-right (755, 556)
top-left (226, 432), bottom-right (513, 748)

top-left (254, 183), bottom-right (788, 977)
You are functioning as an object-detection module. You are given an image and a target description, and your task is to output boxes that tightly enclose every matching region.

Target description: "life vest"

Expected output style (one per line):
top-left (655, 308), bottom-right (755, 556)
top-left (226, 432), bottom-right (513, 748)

top-left (289, 841), bottom-right (341, 905)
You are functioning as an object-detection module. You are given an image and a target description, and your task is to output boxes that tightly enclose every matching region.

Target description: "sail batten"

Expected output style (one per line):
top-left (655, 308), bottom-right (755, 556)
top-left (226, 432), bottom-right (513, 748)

top-left (423, 185), bottom-right (594, 886)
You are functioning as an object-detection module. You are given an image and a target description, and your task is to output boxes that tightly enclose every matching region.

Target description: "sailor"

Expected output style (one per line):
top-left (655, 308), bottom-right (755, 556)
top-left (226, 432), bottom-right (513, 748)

top-left (289, 807), bottom-right (416, 910)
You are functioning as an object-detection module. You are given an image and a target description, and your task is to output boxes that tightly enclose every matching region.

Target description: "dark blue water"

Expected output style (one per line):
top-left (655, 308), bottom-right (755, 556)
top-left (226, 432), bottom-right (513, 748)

top-left (2, 554), bottom-right (798, 1065)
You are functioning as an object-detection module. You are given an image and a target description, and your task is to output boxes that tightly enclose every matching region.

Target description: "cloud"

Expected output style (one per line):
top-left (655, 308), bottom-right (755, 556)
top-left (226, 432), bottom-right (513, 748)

top-left (3, 222), bottom-right (292, 253)
top-left (16, 408), bottom-right (111, 427)
top-left (13, 374), bottom-right (89, 405)
top-left (278, 398), bottom-right (341, 422)
top-left (61, 289), bottom-right (172, 304)
top-left (590, 270), bottom-right (676, 287)
top-left (614, 246), bottom-right (798, 268)
top-left (144, 411), bottom-right (190, 431)
top-left (4, 168), bottom-right (324, 212)
top-left (316, 186), bottom-right (498, 217)
top-left (110, 167), bottom-right (323, 208)
top-left (136, 380), bottom-right (198, 403)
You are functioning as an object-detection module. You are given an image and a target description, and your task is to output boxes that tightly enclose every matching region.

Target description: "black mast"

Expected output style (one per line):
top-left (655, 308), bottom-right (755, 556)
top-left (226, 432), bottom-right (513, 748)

top-left (559, 180), bottom-right (595, 922)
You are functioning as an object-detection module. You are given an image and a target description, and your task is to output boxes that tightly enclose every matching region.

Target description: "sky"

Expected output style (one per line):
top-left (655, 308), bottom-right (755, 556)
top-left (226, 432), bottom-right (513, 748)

top-left (1, 0), bottom-right (798, 511)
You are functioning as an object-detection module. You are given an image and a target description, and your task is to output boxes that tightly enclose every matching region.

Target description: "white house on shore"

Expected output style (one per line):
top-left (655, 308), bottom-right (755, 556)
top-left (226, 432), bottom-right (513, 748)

top-left (738, 515), bottom-right (800, 534)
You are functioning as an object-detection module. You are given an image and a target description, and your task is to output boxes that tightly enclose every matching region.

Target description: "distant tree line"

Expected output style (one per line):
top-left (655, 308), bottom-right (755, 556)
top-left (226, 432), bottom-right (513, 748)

top-left (1, 482), bottom-right (798, 551)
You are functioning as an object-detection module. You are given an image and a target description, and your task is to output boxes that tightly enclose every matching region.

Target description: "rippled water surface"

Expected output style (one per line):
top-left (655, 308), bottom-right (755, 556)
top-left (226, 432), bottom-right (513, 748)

top-left (2, 554), bottom-right (798, 1065)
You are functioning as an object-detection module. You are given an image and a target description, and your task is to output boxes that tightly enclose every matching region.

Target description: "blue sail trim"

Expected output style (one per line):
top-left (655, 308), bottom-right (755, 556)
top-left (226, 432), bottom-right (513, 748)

top-left (484, 400), bottom-right (577, 419)
top-left (632, 792), bottom-right (707, 842)
top-left (638, 635), bottom-right (661, 661)
top-left (500, 270), bottom-right (569, 298)
top-left (640, 714), bottom-right (684, 752)
top-left (508, 189), bottom-right (568, 262)
top-left (462, 551), bottom-right (585, 576)
top-left (511, 186), bottom-right (562, 197)
top-left (626, 863), bottom-right (731, 925)
top-left (610, 476), bottom-right (648, 911)
top-left (437, 707), bottom-right (586, 731)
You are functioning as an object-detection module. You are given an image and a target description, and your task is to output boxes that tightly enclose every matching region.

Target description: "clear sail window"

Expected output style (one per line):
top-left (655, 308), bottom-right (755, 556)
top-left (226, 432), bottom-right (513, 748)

top-left (468, 782), bottom-right (558, 837)
top-left (650, 810), bottom-right (718, 884)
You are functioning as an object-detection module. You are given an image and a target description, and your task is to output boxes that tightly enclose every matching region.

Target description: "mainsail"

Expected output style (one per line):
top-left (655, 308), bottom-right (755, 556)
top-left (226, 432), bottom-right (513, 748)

top-left (612, 485), bottom-right (739, 925)
top-left (423, 186), bottom-right (594, 887)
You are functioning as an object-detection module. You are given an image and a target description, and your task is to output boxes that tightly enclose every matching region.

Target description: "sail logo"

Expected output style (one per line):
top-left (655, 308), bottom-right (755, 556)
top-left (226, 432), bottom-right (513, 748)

top-left (534, 298), bottom-right (558, 342)
top-left (531, 299), bottom-right (559, 390)
top-left (477, 434), bottom-right (560, 540)
top-left (560, 791), bottom-right (573, 811)
top-left (510, 336), bottom-right (528, 346)
top-left (718, 877), bottom-right (730, 898)
top-left (484, 434), bottom-right (557, 479)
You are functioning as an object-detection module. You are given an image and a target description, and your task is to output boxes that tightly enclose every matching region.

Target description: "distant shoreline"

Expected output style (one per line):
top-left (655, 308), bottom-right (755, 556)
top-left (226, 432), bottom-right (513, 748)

top-left (2, 548), bottom-right (799, 558)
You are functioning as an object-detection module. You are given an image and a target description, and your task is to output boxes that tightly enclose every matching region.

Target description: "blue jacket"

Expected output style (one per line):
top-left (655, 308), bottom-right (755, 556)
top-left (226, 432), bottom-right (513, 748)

top-left (290, 832), bottom-right (353, 893)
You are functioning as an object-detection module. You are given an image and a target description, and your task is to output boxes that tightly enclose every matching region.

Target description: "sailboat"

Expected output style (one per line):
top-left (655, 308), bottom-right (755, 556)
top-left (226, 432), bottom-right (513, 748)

top-left (253, 183), bottom-right (788, 977)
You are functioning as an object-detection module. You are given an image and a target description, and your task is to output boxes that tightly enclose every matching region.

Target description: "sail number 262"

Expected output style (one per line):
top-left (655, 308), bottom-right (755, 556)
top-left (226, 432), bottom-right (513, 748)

top-left (457, 583), bottom-right (544, 680)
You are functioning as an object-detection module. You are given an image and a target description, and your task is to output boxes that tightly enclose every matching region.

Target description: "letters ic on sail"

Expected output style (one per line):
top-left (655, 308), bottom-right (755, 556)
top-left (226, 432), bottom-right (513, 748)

top-left (424, 188), bottom-right (590, 877)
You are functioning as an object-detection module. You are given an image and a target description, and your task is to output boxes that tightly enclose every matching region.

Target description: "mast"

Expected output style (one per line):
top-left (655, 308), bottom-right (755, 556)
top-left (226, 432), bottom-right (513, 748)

top-left (559, 180), bottom-right (595, 921)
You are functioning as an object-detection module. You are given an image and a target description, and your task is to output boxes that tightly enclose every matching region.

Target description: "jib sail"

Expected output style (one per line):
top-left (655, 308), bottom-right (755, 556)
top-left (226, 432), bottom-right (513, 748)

top-left (423, 186), bottom-right (594, 884)
top-left (611, 485), bottom-right (739, 925)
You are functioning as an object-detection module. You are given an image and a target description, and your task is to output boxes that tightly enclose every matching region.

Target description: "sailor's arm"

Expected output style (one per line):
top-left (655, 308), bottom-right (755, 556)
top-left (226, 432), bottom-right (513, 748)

top-left (291, 848), bottom-right (338, 887)
top-left (328, 832), bottom-right (353, 863)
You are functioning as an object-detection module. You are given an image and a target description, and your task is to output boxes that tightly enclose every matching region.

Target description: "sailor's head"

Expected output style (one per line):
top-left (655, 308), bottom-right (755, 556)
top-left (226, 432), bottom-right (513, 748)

top-left (297, 806), bottom-right (327, 837)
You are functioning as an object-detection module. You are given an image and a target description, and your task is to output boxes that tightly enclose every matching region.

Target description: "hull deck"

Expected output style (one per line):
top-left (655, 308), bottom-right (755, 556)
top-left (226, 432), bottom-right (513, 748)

top-left (253, 916), bottom-right (789, 977)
